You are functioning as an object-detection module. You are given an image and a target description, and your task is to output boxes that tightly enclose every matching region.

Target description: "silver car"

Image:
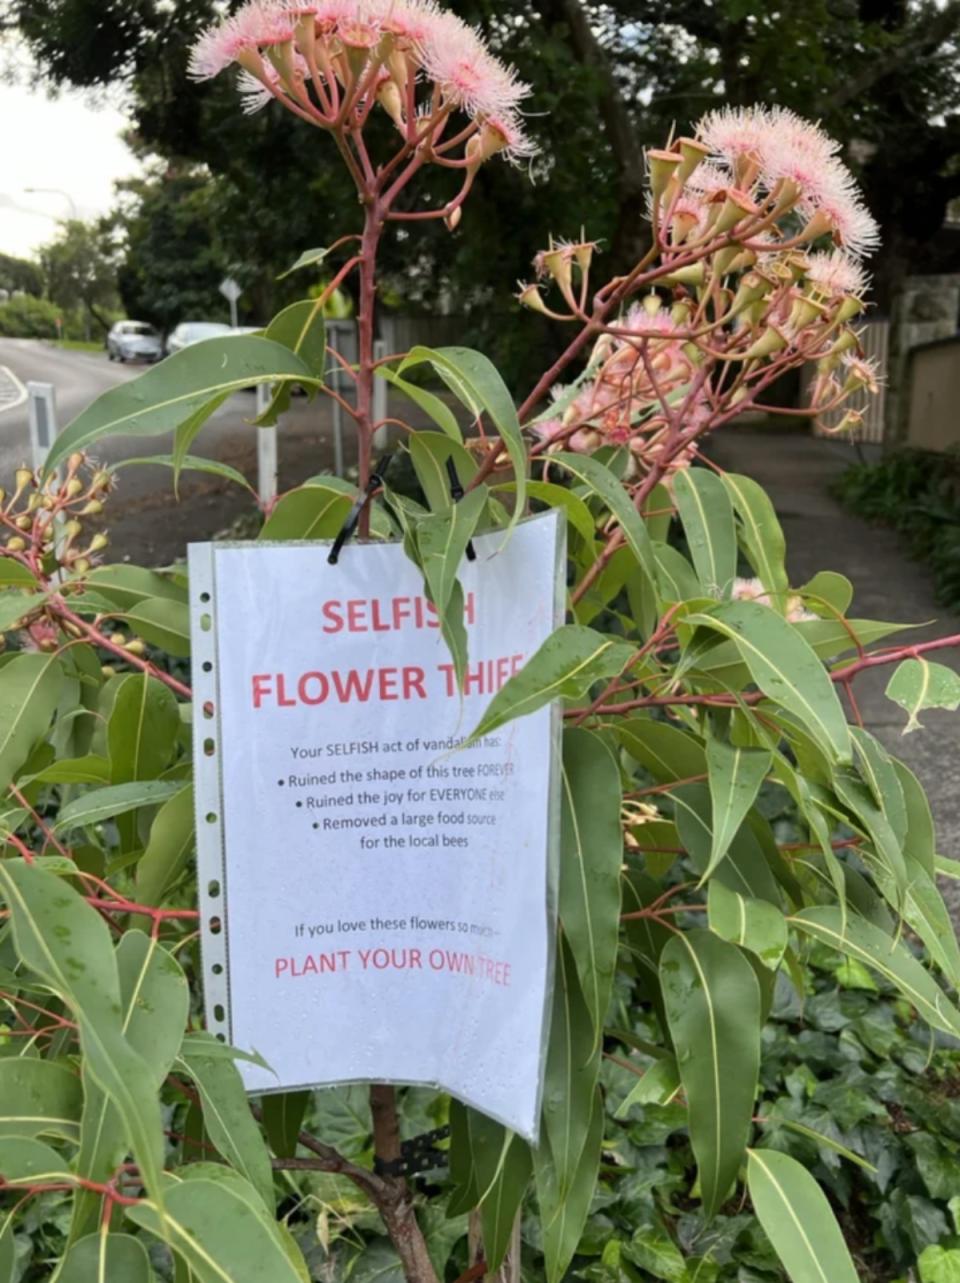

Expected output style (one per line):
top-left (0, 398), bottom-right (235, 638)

top-left (106, 321), bottom-right (163, 363)
top-left (165, 321), bottom-right (234, 357)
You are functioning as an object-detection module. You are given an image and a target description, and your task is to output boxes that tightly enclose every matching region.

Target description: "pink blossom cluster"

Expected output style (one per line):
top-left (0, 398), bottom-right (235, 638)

top-left (525, 106), bottom-right (882, 472)
top-left (189, 0), bottom-right (535, 163)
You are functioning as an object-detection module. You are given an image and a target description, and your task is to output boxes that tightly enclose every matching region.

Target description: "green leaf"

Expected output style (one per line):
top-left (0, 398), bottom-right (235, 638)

top-left (108, 672), bottom-right (180, 784)
top-left (721, 473), bottom-right (788, 604)
top-left (179, 1039), bottom-right (276, 1212)
top-left (686, 601), bottom-right (851, 762)
top-left (707, 881), bottom-right (787, 969)
top-left (886, 658), bottom-right (960, 733)
top-left (277, 245), bottom-right (330, 279)
top-left (790, 907), bottom-right (960, 1038)
top-left (58, 1233), bottom-right (153, 1283)
top-left (261, 1091), bottom-right (310, 1160)
top-left (0, 589), bottom-right (50, 634)
top-left (497, 479), bottom-right (597, 548)
top-left (417, 486), bottom-right (487, 616)
top-left (626, 1226), bottom-right (688, 1282)
top-left (674, 783), bottom-right (781, 906)
top-left (0, 1058), bottom-right (83, 1141)
top-left (552, 452), bottom-right (655, 585)
top-left (72, 929), bottom-right (190, 1240)
top-left (46, 336), bottom-right (315, 474)
top-left (0, 652), bottom-right (63, 795)
top-left (120, 598), bottom-right (191, 657)
top-left (559, 728), bottom-right (623, 1037)
top-left (799, 571), bottom-right (853, 617)
top-left (259, 486), bottom-right (352, 541)
top-left (673, 467), bottom-right (737, 597)
top-left (617, 716), bottom-right (707, 783)
top-left (54, 780), bottom-right (183, 832)
top-left (81, 565), bottom-right (187, 612)
top-left (377, 365), bottom-right (462, 441)
top-left (534, 1088), bottom-right (603, 1283)
top-left (136, 785), bottom-right (195, 906)
top-left (400, 346), bottom-right (526, 535)
top-left (112, 453), bottom-right (255, 495)
top-left (894, 758), bottom-right (936, 877)
top-left (0, 863), bottom-right (167, 1210)
top-left (408, 432), bottom-right (478, 512)
top-left (615, 1057), bottom-right (681, 1117)
top-left (919, 1245), bottom-right (960, 1283)
top-left (476, 1126), bottom-right (531, 1271)
top-left (0, 1136), bottom-right (68, 1182)
top-left (0, 561), bottom-right (38, 587)
top-left (746, 1148), bottom-right (859, 1283)
top-left (126, 1172), bottom-right (305, 1283)
top-left (702, 739), bottom-right (772, 884)
top-left (660, 929), bottom-right (761, 1215)
top-left (257, 300), bottom-right (327, 424)
top-left (541, 937), bottom-right (601, 1201)
top-left (468, 626), bottom-right (635, 741)
top-left (27, 755), bottom-right (111, 785)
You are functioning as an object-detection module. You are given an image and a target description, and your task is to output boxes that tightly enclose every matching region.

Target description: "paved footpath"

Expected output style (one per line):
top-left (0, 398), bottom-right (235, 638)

top-left (707, 428), bottom-right (960, 903)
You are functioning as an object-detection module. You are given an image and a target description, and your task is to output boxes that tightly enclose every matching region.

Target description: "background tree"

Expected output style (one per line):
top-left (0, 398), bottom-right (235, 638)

top-left (0, 251), bottom-right (43, 297)
top-left (38, 217), bottom-right (120, 334)
top-left (6, 0), bottom-right (960, 338)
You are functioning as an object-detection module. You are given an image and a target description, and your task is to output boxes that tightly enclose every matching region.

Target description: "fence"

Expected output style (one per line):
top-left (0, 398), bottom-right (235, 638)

top-left (802, 316), bottom-right (889, 443)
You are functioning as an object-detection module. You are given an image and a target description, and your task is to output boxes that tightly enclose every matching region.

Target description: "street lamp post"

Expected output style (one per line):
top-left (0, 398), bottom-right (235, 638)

top-left (23, 187), bottom-right (79, 220)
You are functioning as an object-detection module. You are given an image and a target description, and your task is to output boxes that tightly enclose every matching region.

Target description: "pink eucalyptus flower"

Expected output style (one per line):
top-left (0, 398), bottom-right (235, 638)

top-left (419, 10), bottom-right (530, 120)
top-left (805, 250), bottom-right (870, 299)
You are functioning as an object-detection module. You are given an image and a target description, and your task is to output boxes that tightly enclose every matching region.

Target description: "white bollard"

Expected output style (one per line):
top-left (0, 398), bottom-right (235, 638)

top-left (255, 384), bottom-right (278, 507)
top-left (372, 338), bottom-right (389, 452)
top-left (26, 381), bottom-right (58, 472)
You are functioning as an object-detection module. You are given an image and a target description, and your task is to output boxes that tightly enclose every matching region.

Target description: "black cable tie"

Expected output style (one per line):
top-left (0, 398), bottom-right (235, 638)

top-left (327, 454), bottom-right (392, 566)
top-left (373, 1125), bottom-right (451, 1179)
top-left (445, 456), bottom-right (477, 562)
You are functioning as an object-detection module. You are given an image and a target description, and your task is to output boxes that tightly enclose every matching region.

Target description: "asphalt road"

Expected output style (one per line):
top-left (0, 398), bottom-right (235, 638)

top-left (0, 338), bottom-right (269, 499)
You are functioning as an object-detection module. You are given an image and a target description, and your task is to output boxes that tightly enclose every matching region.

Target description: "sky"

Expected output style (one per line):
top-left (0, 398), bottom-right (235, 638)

top-left (0, 74), bottom-right (139, 260)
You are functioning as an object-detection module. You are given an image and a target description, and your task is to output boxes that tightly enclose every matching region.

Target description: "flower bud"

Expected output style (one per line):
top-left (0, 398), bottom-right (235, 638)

top-left (14, 468), bottom-right (33, 496)
top-left (15, 515), bottom-right (32, 531)
top-left (124, 639), bottom-right (147, 656)
top-left (646, 148), bottom-right (682, 203)
top-left (79, 500), bottom-right (104, 516)
top-left (728, 272), bottom-right (769, 317)
top-left (788, 293), bottom-right (827, 331)
top-left (676, 137), bottom-right (711, 184)
top-left (444, 204), bottom-right (462, 232)
top-left (101, 665), bottom-right (116, 679)
top-left (517, 283), bottom-right (548, 313)
top-left (658, 261), bottom-right (706, 287)
top-left (711, 190), bottom-right (759, 236)
top-left (110, 632), bottom-right (126, 646)
top-left (740, 326), bottom-right (788, 359)
top-left (27, 493), bottom-right (42, 513)
top-left (65, 478), bottom-right (84, 498)
top-left (376, 77), bottom-right (406, 132)
top-left (67, 453), bottom-right (84, 473)
top-left (88, 533), bottom-right (109, 554)
top-left (73, 557), bottom-right (91, 574)
top-left (824, 329), bottom-right (858, 357)
top-left (64, 520), bottom-right (82, 541)
top-left (836, 296), bottom-right (864, 324)
top-left (6, 537), bottom-right (26, 552)
top-left (828, 409), bottom-right (865, 436)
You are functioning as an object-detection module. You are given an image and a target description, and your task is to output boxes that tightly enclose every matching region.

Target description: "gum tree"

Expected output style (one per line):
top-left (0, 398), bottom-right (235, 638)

top-left (1, 3), bottom-right (959, 1281)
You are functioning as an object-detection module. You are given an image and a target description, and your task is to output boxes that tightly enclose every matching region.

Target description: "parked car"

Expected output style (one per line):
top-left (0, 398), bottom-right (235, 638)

top-left (165, 321), bottom-right (234, 357)
top-left (106, 321), bottom-right (163, 363)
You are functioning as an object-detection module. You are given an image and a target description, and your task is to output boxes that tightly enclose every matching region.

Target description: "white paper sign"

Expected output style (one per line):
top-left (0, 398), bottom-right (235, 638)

top-left (189, 511), bottom-right (563, 1139)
